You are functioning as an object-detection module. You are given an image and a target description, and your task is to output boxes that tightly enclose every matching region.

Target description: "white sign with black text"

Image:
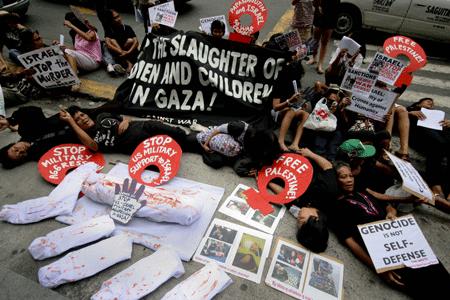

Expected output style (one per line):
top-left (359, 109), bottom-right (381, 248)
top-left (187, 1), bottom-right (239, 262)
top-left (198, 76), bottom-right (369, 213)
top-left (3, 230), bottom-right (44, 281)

top-left (346, 87), bottom-right (397, 122)
top-left (358, 215), bottom-right (438, 273)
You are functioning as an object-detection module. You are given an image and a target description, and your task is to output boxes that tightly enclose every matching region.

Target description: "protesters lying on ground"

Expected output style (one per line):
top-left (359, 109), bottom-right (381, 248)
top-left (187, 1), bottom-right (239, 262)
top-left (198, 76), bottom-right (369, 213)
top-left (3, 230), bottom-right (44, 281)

top-left (0, 106), bottom-right (76, 169)
top-left (196, 120), bottom-right (281, 177)
top-left (331, 162), bottom-right (450, 298)
top-left (0, 11), bottom-right (34, 66)
top-left (62, 13), bottom-right (103, 92)
top-left (63, 106), bottom-right (199, 154)
top-left (269, 148), bottom-right (337, 253)
top-left (407, 97), bottom-right (450, 200)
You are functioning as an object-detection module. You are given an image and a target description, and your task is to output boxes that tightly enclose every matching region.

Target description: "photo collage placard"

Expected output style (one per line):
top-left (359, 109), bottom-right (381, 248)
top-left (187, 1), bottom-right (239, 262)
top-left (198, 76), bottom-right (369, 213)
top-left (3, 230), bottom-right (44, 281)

top-left (193, 218), bottom-right (273, 283)
top-left (266, 239), bottom-right (344, 300)
top-left (218, 184), bottom-right (286, 234)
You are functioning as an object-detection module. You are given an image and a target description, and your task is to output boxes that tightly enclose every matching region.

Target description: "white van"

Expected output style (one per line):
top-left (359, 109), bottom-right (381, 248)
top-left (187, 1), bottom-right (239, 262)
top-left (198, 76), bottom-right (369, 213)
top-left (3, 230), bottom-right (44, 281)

top-left (336, 0), bottom-right (450, 43)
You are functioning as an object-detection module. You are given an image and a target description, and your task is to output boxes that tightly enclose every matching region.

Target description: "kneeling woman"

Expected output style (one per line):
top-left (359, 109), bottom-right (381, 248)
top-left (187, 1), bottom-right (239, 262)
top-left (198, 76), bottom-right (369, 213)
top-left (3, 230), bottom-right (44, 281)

top-left (332, 162), bottom-right (450, 299)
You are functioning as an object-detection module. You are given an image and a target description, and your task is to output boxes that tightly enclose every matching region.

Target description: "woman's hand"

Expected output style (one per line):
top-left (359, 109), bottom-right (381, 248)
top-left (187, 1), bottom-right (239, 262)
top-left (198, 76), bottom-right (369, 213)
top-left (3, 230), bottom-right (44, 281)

top-left (63, 20), bottom-right (74, 29)
top-left (202, 142), bottom-right (213, 153)
top-left (59, 109), bottom-right (74, 123)
top-left (386, 211), bottom-right (397, 220)
top-left (380, 270), bottom-right (405, 288)
top-left (0, 118), bottom-right (10, 132)
top-left (288, 92), bottom-right (302, 104)
top-left (439, 119), bottom-right (450, 128)
top-left (118, 118), bottom-right (129, 135)
top-left (409, 110), bottom-right (426, 120)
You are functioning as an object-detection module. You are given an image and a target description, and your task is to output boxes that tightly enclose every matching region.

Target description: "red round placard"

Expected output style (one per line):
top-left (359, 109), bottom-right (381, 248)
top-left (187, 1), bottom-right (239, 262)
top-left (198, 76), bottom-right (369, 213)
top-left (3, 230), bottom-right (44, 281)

top-left (228, 0), bottom-right (268, 36)
top-left (383, 36), bottom-right (427, 87)
top-left (128, 135), bottom-right (182, 187)
top-left (243, 153), bottom-right (313, 214)
top-left (38, 144), bottom-right (105, 185)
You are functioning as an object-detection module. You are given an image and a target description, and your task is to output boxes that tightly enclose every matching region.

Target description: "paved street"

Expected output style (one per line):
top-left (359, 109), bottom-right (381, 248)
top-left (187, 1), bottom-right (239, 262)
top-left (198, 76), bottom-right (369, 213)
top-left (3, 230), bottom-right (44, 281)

top-left (0, 1), bottom-right (449, 300)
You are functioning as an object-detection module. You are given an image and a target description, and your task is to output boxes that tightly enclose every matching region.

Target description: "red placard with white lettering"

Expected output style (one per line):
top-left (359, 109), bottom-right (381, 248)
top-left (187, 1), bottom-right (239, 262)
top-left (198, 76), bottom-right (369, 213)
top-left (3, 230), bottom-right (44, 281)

top-left (38, 144), bottom-right (105, 185)
top-left (383, 36), bottom-right (427, 87)
top-left (128, 135), bottom-right (182, 187)
top-left (243, 153), bottom-right (313, 215)
top-left (229, 0), bottom-right (268, 36)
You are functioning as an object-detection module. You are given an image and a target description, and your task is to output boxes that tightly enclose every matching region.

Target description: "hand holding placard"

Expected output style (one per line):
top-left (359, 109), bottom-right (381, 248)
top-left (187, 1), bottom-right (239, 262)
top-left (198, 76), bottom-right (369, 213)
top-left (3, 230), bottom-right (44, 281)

top-left (111, 178), bottom-right (146, 224)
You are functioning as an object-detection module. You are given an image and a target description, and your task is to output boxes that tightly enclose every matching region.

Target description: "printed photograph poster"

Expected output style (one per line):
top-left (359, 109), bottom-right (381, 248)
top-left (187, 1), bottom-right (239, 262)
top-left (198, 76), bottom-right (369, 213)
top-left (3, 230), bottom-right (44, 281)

top-left (385, 151), bottom-right (434, 205)
top-left (200, 15), bottom-right (229, 37)
top-left (368, 52), bottom-right (406, 86)
top-left (266, 239), bottom-right (344, 300)
top-left (193, 218), bottom-right (273, 283)
top-left (219, 184), bottom-right (286, 234)
top-left (18, 45), bottom-right (80, 88)
top-left (346, 86), bottom-right (397, 122)
top-left (152, 8), bottom-right (178, 28)
top-left (275, 30), bottom-right (303, 52)
top-left (265, 239), bottom-right (311, 299)
top-left (340, 68), bottom-right (378, 98)
top-left (303, 254), bottom-right (344, 300)
top-left (358, 215), bottom-right (439, 273)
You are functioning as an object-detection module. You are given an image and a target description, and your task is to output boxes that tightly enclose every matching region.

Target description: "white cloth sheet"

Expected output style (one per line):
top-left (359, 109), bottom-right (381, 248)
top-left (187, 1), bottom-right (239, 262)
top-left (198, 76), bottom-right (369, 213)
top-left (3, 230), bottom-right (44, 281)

top-left (0, 163), bottom-right (98, 224)
top-left (92, 246), bottom-right (184, 300)
top-left (56, 163), bottom-right (224, 261)
top-left (81, 173), bottom-right (202, 225)
top-left (28, 215), bottom-right (115, 260)
top-left (38, 234), bottom-right (132, 288)
top-left (161, 262), bottom-right (232, 300)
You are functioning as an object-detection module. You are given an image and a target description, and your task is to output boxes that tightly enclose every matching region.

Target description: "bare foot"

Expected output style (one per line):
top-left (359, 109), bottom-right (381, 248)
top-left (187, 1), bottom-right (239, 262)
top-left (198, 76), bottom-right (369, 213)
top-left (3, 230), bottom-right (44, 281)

top-left (306, 57), bottom-right (317, 65)
top-left (288, 145), bottom-right (301, 153)
top-left (279, 142), bottom-right (289, 152)
top-left (316, 65), bottom-right (324, 74)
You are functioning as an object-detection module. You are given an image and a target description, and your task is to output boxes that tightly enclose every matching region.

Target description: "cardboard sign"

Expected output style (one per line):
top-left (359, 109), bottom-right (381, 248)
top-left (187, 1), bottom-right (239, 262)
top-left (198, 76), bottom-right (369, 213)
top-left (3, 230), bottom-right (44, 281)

top-left (346, 87), bottom-right (397, 122)
top-left (38, 144), bottom-right (105, 185)
top-left (274, 30), bottom-right (302, 52)
top-left (358, 215), bottom-right (438, 273)
top-left (128, 135), bottom-right (182, 187)
top-left (200, 15), bottom-right (229, 36)
top-left (148, 1), bottom-right (175, 24)
top-left (110, 178), bottom-right (146, 224)
top-left (383, 36), bottom-right (427, 87)
top-left (229, 0), bottom-right (268, 35)
top-left (152, 8), bottom-right (178, 28)
top-left (243, 154), bottom-right (313, 215)
top-left (338, 36), bottom-right (360, 56)
top-left (368, 52), bottom-right (406, 86)
top-left (340, 68), bottom-right (378, 98)
top-left (17, 46), bottom-right (80, 88)
top-left (194, 218), bottom-right (273, 283)
top-left (219, 184), bottom-right (286, 234)
top-left (266, 239), bottom-right (344, 300)
top-left (384, 151), bottom-right (434, 205)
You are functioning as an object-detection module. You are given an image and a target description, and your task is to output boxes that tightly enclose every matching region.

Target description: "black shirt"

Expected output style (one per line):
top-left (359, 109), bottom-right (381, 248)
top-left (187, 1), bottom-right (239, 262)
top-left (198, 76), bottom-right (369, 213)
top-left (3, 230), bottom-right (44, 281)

top-left (0, 26), bottom-right (33, 52)
top-left (89, 113), bottom-right (122, 152)
top-left (105, 24), bottom-right (137, 47)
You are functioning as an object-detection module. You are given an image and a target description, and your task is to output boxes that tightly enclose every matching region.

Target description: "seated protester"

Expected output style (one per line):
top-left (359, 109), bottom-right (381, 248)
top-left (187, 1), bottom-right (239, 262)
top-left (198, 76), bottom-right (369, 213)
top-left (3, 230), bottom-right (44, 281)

top-left (196, 120), bottom-right (280, 177)
top-left (325, 47), bottom-right (362, 86)
top-left (0, 106), bottom-right (75, 169)
top-left (63, 106), bottom-right (199, 154)
top-left (63, 13), bottom-right (102, 92)
top-left (102, 9), bottom-right (139, 74)
top-left (407, 98), bottom-right (450, 200)
top-left (269, 148), bottom-right (338, 252)
top-left (210, 20), bottom-right (226, 38)
top-left (0, 12), bottom-right (34, 66)
top-left (266, 35), bottom-right (310, 152)
top-left (309, 85), bottom-right (351, 161)
top-left (332, 162), bottom-right (450, 298)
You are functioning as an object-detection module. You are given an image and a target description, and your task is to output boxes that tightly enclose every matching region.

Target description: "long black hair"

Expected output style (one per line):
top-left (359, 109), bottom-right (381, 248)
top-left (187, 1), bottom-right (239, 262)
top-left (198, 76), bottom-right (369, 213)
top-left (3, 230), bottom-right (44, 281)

top-left (65, 12), bottom-right (89, 42)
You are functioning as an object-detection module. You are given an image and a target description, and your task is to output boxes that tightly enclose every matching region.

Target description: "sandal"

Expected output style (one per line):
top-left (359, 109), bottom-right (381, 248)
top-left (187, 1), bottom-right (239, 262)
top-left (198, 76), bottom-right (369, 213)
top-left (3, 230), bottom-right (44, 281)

top-left (394, 151), bottom-right (410, 162)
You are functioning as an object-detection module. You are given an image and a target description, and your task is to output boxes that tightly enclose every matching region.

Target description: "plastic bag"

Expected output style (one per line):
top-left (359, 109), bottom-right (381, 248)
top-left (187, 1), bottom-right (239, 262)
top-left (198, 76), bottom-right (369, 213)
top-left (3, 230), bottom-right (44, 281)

top-left (304, 98), bottom-right (337, 132)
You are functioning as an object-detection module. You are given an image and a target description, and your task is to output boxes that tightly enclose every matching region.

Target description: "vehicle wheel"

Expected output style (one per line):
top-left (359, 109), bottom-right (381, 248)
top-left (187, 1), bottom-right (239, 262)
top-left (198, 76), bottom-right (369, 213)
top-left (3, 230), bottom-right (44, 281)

top-left (335, 5), bottom-right (361, 36)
